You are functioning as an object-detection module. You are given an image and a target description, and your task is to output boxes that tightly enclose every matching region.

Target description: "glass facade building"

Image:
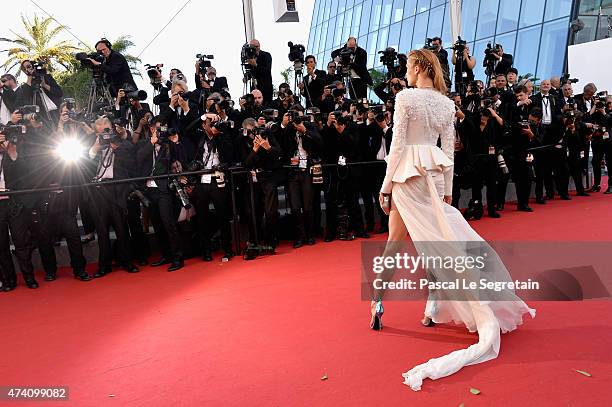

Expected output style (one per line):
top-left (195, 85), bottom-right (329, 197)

top-left (306, 0), bottom-right (596, 93)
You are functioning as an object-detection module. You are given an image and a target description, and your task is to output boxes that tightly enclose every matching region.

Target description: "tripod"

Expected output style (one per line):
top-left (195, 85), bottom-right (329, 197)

top-left (242, 64), bottom-right (258, 96)
top-left (293, 59), bottom-right (312, 106)
top-left (86, 75), bottom-right (113, 114)
top-left (454, 51), bottom-right (467, 98)
top-left (31, 80), bottom-right (53, 124)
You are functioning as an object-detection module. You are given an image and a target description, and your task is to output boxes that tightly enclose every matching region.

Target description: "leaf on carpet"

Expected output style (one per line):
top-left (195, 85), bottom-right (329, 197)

top-left (321, 373), bottom-right (328, 381)
top-left (575, 369), bottom-right (592, 377)
top-left (470, 387), bottom-right (481, 395)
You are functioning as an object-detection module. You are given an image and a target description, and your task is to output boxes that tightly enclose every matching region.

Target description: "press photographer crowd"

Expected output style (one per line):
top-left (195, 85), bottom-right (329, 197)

top-left (0, 35), bottom-right (611, 292)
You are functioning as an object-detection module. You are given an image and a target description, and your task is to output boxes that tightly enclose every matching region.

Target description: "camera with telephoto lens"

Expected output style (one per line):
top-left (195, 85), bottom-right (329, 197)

top-left (0, 124), bottom-right (27, 144)
top-left (98, 127), bottom-right (121, 147)
top-left (287, 110), bottom-right (303, 125)
top-left (196, 53), bottom-right (214, 72)
top-left (129, 186), bottom-right (151, 208)
top-left (497, 151), bottom-right (509, 175)
top-left (241, 93), bottom-right (255, 108)
top-left (17, 105), bottom-right (40, 121)
top-left (75, 52), bottom-right (105, 77)
top-left (29, 61), bottom-right (47, 87)
top-left (450, 36), bottom-right (467, 53)
top-left (287, 42), bottom-right (305, 63)
top-left (378, 47), bottom-right (398, 70)
top-left (331, 110), bottom-right (350, 126)
top-left (305, 107), bottom-right (321, 123)
top-left (217, 99), bottom-right (235, 112)
top-left (566, 96), bottom-right (577, 110)
top-left (262, 108), bottom-right (279, 121)
top-left (423, 38), bottom-right (437, 51)
top-left (241, 43), bottom-right (257, 65)
top-left (564, 110), bottom-right (576, 125)
top-left (67, 110), bottom-right (92, 122)
top-left (595, 91), bottom-right (608, 109)
top-left (145, 63), bottom-right (163, 85)
top-left (484, 43), bottom-right (502, 68)
top-left (213, 120), bottom-right (234, 133)
top-left (519, 120), bottom-right (531, 130)
top-left (560, 73), bottom-right (579, 85)
top-left (121, 84), bottom-right (147, 103)
top-left (156, 125), bottom-right (177, 144)
top-left (370, 104), bottom-right (386, 122)
top-left (169, 178), bottom-right (192, 209)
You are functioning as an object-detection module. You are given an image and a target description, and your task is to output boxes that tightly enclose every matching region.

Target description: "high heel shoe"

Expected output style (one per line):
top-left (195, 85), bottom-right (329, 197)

top-left (370, 300), bottom-right (384, 330)
top-left (421, 316), bottom-right (436, 327)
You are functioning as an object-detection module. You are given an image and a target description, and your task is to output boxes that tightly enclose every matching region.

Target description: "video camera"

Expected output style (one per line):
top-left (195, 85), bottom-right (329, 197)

top-left (287, 42), bottom-right (305, 63)
top-left (145, 63), bottom-right (163, 85)
top-left (98, 127), bottom-right (122, 147)
top-left (241, 43), bottom-right (258, 64)
top-left (450, 36), bottom-right (467, 54)
top-left (196, 53), bottom-right (214, 72)
top-left (595, 91), bottom-right (608, 109)
top-left (338, 47), bottom-right (355, 77)
top-left (423, 38), bottom-right (437, 51)
top-left (75, 52), bottom-right (105, 78)
top-left (560, 73), bottom-right (579, 85)
top-left (120, 84), bottom-right (147, 104)
top-left (484, 43), bottom-right (502, 63)
top-left (378, 47), bottom-right (398, 71)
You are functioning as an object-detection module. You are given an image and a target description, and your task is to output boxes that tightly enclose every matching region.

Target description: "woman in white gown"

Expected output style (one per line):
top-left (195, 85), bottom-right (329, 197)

top-left (370, 49), bottom-right (535, 391)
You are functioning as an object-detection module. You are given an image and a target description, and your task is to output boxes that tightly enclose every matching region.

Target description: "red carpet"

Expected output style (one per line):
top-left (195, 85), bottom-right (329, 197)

top-left (2, 191), bottom-right (611, 406)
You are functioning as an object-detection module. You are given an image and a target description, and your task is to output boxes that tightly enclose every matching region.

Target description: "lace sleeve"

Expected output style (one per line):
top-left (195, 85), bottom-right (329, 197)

top-left (380, 89), bottom-right (411, 193)
top-left (440, 104), bottom-right (455, 196)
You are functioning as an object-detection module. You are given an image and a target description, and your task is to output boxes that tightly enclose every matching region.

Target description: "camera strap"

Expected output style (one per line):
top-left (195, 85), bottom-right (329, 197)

top-left (95, 147), bottom-right (114, 181)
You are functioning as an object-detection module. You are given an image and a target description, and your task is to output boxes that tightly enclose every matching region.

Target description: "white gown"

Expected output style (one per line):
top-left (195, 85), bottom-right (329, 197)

top-left (380, 87), bottom-right (535, 391)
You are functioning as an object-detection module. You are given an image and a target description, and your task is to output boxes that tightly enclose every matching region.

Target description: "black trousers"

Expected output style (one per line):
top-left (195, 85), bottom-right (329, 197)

top-left (241, 174), bottom-right (279, 247)
top-left (534, 149), bottom-right (554, 199)
top-left (288, 170), bottom-right (315, 240)
top-left (78, 189), bottom-right (97, 235)
top-left (512, 159), bottom-right (533, 207)
top-left (550, 148), bottom-right (570, 197)
top-left (0, 200), bottom-right (34, 285)
top-left (338, 168), bottom-right (365, 234)
top-left (193, 180), bottom-right (232, 254)
top-left (348, 78), bottom-right (368, 100)
top-left (32, 207), bottom-right (86, 274)
top-left (127, 197), bottom-right (150, 262)
top-left (568, 151), bottom-right (586, 193)
top-left (323, 169), bottom-right (339, 237)
top-left (359, 166), bottom-right (378, 230)
top-left (591, 139), bottom-right (611, 187)
top-left (145, 188), bottom-right (181, 260)
top-left (91, 188), bottom-right (131, 269)
top-left (471, 157), bottom-right (498, 211)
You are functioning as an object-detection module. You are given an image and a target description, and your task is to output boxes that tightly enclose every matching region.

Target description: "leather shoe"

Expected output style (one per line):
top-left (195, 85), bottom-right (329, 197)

top-left (25, 278), bottom-right (39, 289)
top-left (293, 239), bottom-right (304, 249)
top-left (498, 202), bottom-right (505, 211)
top-left (355, 231), bottom-right (370, 239)
top-left (560, 195), bottom-right (572, 200)
top-left (589, 185), bottom-right (601, 192)
top-left (74, 270), bottom-right (91, 281)
top-left (518, 205), bottom-right (533, 212)
top-left (93, 267), bottom-right (111, 278)
top-left (151, 257), bottom-right (170, 267)
top-left (222, 251), bottom-right (234, 261)
top-left (202, 252), bottom-right (213, 262)
top-left (138, 258), bottom-right (149, 266)
top-left (535, 198), bottom-right (546, 204)
top-left (604, 187), bottom-right (612, 194)
top-left (2, 283), bottom-right (16, 292)
top-left (576, 191), bottom-right (590, 196)
top-left (306, 238), bottom-right (316, 245)
top-left (488, 211), bottom-right (501, 218)
top-left (168, 260), bottom-right (184, 272)
top-left (44, 271), bottom-right (57, 281)
top-left (122, 264), bottom-right (140, 273)
top-left (324, 234), bottom-right (335, 242)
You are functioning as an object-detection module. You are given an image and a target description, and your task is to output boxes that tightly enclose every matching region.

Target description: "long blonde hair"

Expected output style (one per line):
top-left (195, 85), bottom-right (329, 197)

top-left (407, 49), bottom-right (447, 94)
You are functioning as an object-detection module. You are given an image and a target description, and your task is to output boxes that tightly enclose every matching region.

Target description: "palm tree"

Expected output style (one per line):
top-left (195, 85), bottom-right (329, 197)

top-left (0, 14), bottom-right (79, 73)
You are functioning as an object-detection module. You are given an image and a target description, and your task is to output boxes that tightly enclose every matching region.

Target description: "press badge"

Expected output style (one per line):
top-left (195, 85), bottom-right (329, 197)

top-left (526, 153), bottom-right (534, 163)
top-left (580, 151), bottom-right (585, 158)
top-left (488, 146), bottom-right (495, 155)
top-left (202, 174), bottom-right (212, 184)
top-left (338, 155), bottom-right (347, 166)
top-left (462, 71), bottom-right (467, 78)
top-left (604, 133), bottom-right (610, 140)
top-left (250, 170), bottom-right (258, 183)
top-left (299, 156), bottom-right (307, 168)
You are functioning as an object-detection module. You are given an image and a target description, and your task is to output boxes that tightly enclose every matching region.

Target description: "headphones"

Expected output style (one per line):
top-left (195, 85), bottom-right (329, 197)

top-left (95, 37), bottom-right (112, 50)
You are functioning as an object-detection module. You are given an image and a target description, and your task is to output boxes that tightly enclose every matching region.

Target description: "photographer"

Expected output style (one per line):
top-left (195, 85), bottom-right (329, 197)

top-left (244, 39), bottom-right (273, 104)
top-left (115, 88), bottom-right (151, 130)
top-left (484, 43), bottom-right (513, 77)
top-left (565, 111), bottom-right (590, 196)
top-left (451, 43), bottom-right (476, 95)
top-left (320, 85), bottom-right (351, 114)
top-left (373, 77), bottom-right (406, 103)
top-left (324, 61), bottom-right (342, 85)
top-left (331, 37), bottom-right (373, 100)
top-left (238, 89), bottom-right (265, 123)
top-left (152, 68), bottom-right (184, 111)
top-left (160, 81), bottom-right (199, 149)
top-left (429, 37), bottom-right (451, 90)
top-left (88, 116), bottom-right (139, 277)
top-left (586, 95), bottom-right (611, 193)
top-left (135, 118), bottom-right (186, 271)
top-left (17, 60), bottom-right (63, 123)
top-left (279, 105), bottom-right (323, 247)
top-left (1, 74), bottom-right (18, 124)
top-left (575, 83), bottom-right (597, 116)
top-left (298, 55), bottom-right (326, 108)
top-left (88, 38), bottom-right (137, 97)
top-left (0, 128), bottom-right (39, 291)
top-left (239, 117), bottom-right (283, 250)
top-left (203, 67), bottom-right (229, 94)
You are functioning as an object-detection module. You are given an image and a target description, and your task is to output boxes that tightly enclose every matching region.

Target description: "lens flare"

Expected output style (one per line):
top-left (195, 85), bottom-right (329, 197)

top-left (56, 138), bottom-right (84, 163)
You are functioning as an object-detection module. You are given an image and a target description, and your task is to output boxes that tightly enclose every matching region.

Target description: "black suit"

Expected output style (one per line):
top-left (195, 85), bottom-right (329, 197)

top-left (530, 93), bottom-right (562, 199)
top-left (331, 46), bottom-right (373, 99)
top-left (250, 51), bottom-right (273, 104)
top-left (90, 140), bottom-right (137, 269)
top-left (488, 53), bottom-right (513, 76)
top-left (300, 69), bottom-right (327, 108)
top-left (15, 73), bottom-right (63, 115)
top-left (100, 50), bottom-right (137, 97)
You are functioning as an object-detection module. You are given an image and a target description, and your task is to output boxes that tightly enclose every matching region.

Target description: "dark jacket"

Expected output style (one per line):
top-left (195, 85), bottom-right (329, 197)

top-left (300, 69), bottom-right (327, 108)
top-left (15, 73), bottom-right (63, 110)
top-left (278, 122), bottom-right (323, 166)
top-left (251, 51), bottom-right (273, 103)
top-left (331, 46), bottom-right (373, 85)
top-left (100, 50), bottom-right (137, 96)
top-left (135, 140), bottom-right (187, 192)
top-left (492, 53), bottom-right (514, 76)
top-left (91, 140), bottom-right (136, 209)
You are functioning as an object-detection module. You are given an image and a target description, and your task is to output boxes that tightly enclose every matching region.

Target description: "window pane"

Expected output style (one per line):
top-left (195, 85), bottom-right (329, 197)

top-left (471, 37), bottom-right (493, 80)
top-left (345, 0), bottom-right (354, 9)
top-left (537, 17), bottom-right (569, 80)
top-left (367, 31), bottom-right (379, 68)
top-left (412, 11), bottom-right (429, 49)
top-left (442, 4), bottom-right (452, 46)
top-left (336, 13), bottom-right (346, 47)
top-left (381, 0), bottom-right (394, 27)
top-left (324, 0), bottom-right (332, 21)
top-left (579, 0), bottom-right (602, 15)
top-left (496, 0), bottom-right (520, 34)
top-left (388, 22), bottom-right (402, 49)
top-left (360, 1), bottom-right (371, 34)
top-left (370, 0), bottom-right (384, 33)
top-left (404, 0), bottom-right (418, 17)
top-left (351, 3), bottom-right (362, 36)
top-left (427, 5), bottom-right (444, 38)
top-left (431, 0), bottom-right (445, 6)
top-left (379, 27), bottom-right (390, 50)
top-left (476, 0), bottom-right (499, 39)
top-left (326, 17), bottom-right (336, 50)
top-left (573, 15), bottom-right (597, 44)
top-left (417, 0), bottom-right (431, 13)
top-left (400, 16), bottom-right (415, 52)
top-left (519, 0), bottom-right (545, 28)
top-left (338, 0), bottom-right (347, 13)
top-left (515, 25), bottom-right (542, 77)
top-left (392, 0), bottom-right (404, 22)
top-left (329, 0), bottom-right (339, 16)
top-left (319, 21), bottom-right (328, 52)
top-left (343, 7), bottom-right (354, 41)
top-left (461, 0), bottom-right (479, 42)
top-left (544, 0), bottom-right (573, 20)
top-left (312, 0), bottom-right (320, 27)
top-left (308, 28), bottom-right (314, 51)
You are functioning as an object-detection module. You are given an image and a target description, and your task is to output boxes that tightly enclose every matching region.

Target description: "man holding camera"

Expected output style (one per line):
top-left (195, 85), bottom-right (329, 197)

top-left (17, 60), bottom-right (63, 123)
top-left (88, 38), bottom-right (137, 97)
top-left (135, 118), bottom-right (186, 271)
top-left (279, 105), bottom-right (323, 247)
top-left (245, 39), bottom-right (273, 104)
top-left (373, 77), bottom-right (406, 103)
top-left (88, 116), bottom-right (139, 277)
top-left (452, 43), bottom-right (476, 96)
top-left (298, 55), bottom-right (326, 108)
top-left (0, 121), bottom-right (39, 290)
top-left (484, 44), bottom-right (513, 77)
top-left (429, 37), bottom-right (451, 90)
top-left (0, 74), bottom-right (19, 124)
top-left (331, 37), bottom-right (372, 100)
